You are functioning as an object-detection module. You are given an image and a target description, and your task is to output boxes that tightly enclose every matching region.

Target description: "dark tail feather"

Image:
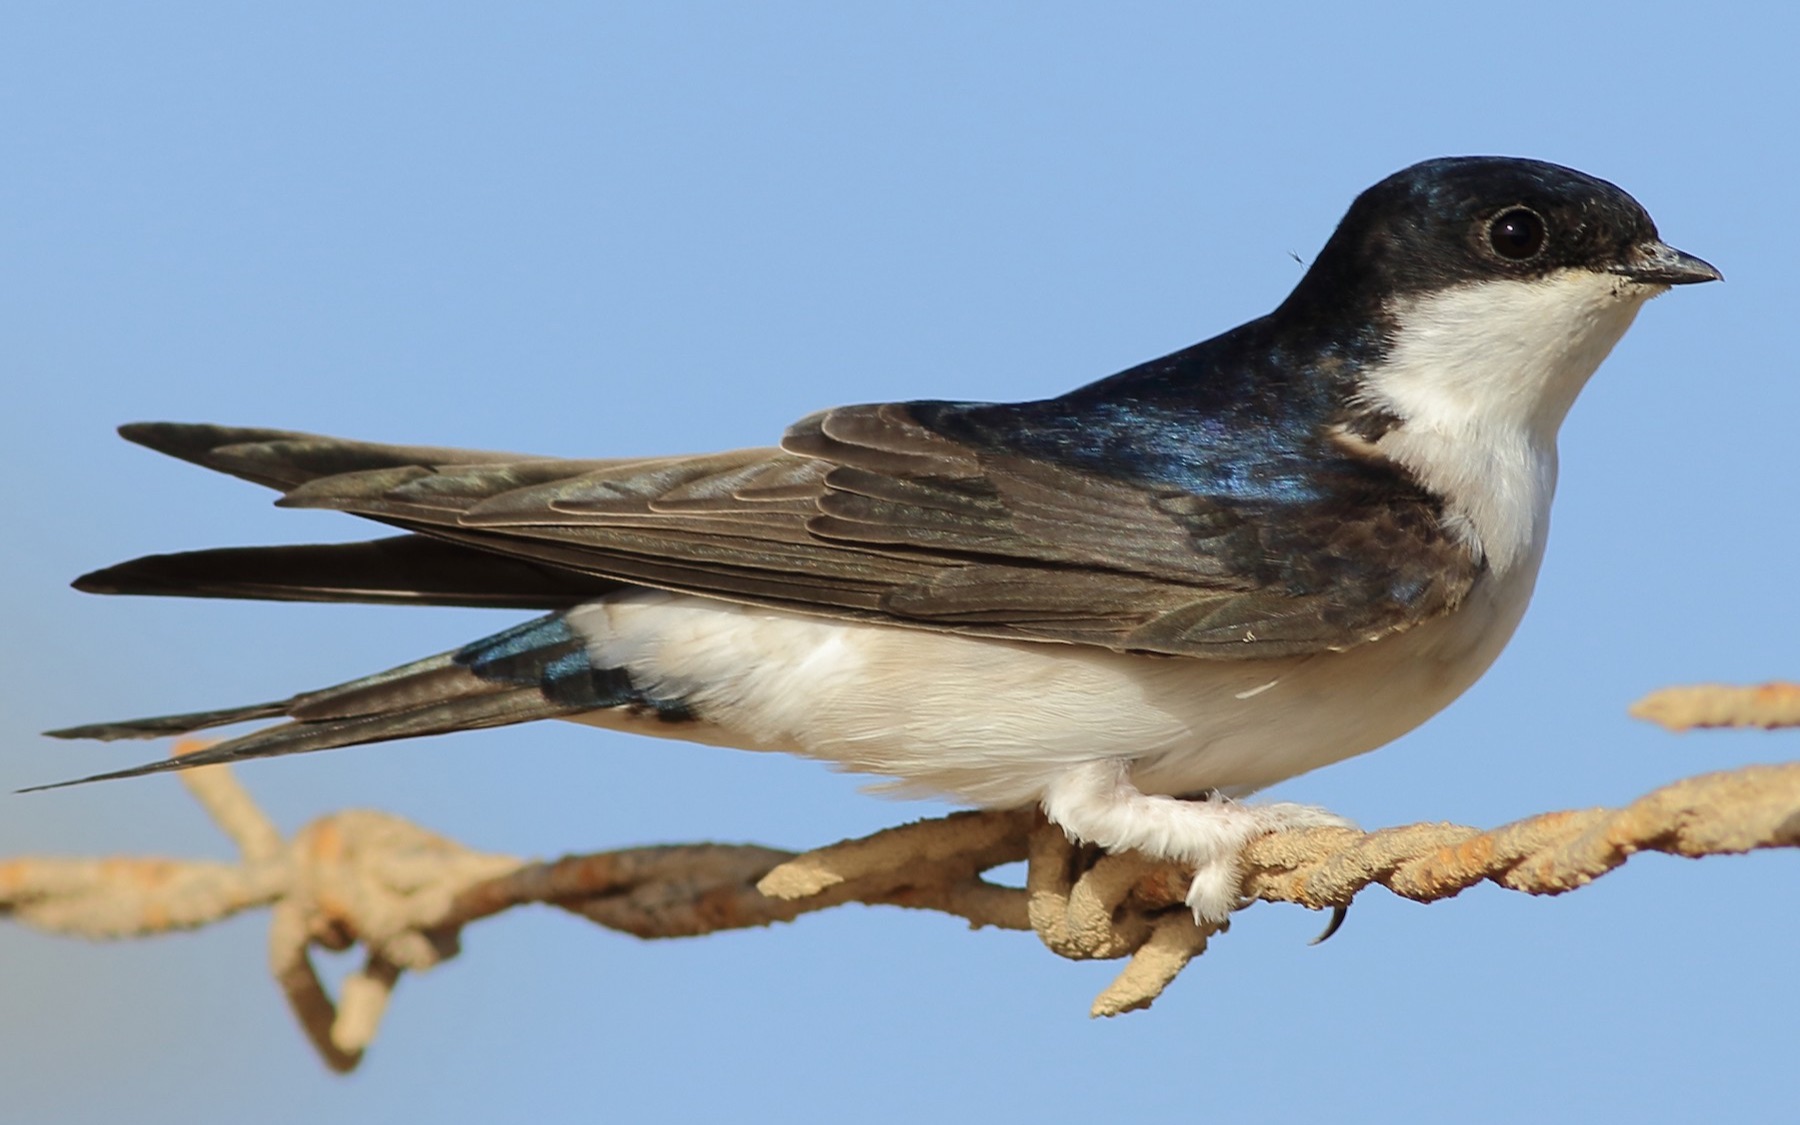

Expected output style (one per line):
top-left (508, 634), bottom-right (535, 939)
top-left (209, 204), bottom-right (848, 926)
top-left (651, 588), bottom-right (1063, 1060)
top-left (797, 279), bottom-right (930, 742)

top-left (73, 534), bottom-right (619, 609)
top-left (24, 688), bottom-right (562, 791)
top-left (28, 613), bottom-right (663, 793)
top-left (44, 701), bottom-right (290, 742)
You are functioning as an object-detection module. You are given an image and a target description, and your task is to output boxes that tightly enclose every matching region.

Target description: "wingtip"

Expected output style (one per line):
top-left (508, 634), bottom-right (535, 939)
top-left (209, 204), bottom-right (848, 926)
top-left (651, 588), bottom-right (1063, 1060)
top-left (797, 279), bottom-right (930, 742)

top-left (117, 420), bottom-right (172, 442)
top-left (115, 421), bottom-right (319, 466)
top-left (115, 421), bottom-right (230, 469)
top-left (70, 554), bottom-right (210, 598)
top-left (117, 421), bottom-right (206, 455)
top-left (70, 565), bottom-right (125, 595)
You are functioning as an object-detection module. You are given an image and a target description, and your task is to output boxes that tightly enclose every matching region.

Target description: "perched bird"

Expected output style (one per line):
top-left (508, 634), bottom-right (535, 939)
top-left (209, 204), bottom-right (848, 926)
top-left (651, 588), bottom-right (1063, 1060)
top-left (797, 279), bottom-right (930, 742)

top-left (42, 157), bottom-right (1719, 923)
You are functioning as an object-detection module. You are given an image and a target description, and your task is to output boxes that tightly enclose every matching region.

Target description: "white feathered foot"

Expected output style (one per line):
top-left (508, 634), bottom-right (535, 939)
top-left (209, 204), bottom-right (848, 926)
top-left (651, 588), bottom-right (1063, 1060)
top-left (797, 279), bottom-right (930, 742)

top-left (1040, 759), bottom-right (1357, 924)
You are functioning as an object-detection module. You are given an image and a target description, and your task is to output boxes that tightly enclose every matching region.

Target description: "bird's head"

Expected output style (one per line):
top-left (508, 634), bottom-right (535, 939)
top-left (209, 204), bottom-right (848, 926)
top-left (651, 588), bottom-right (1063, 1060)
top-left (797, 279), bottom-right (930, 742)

top-left (1262, 156), bottom-right (1721, 575)
top-left (1286, 155), bottom-right (1720, 447)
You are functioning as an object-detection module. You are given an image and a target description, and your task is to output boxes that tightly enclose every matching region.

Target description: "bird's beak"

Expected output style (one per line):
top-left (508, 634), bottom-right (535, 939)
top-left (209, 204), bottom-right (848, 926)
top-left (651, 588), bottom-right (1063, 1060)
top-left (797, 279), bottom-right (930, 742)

top-left (1613, 239), bottom-right (1723, 285)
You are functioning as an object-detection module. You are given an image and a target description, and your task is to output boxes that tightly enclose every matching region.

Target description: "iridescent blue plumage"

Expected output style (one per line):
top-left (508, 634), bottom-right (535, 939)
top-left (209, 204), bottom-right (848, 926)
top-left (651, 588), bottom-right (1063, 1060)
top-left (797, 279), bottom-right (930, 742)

top-left (906, 313), bottom-right (1397, 512)
top-left (456, 614), bottom-right (695, 720)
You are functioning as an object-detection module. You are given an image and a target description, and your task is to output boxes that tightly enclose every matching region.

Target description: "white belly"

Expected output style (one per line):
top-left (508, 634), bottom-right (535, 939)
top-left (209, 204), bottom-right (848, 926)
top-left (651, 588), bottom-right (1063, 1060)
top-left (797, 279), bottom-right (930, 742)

top-left (563, 544), bottom-right (1539, 810)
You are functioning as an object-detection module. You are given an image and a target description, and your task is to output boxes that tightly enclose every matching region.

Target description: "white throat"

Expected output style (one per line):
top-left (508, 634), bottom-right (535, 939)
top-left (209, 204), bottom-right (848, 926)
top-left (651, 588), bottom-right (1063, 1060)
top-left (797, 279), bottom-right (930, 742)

top-left (1357, 269), bottom-right (1657, 573)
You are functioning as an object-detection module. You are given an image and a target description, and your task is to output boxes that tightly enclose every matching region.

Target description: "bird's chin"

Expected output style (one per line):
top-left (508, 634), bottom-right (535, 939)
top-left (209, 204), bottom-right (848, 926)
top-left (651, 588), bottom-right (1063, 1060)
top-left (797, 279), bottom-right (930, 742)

top-left (1618, 277), bottom-right (1673, 301)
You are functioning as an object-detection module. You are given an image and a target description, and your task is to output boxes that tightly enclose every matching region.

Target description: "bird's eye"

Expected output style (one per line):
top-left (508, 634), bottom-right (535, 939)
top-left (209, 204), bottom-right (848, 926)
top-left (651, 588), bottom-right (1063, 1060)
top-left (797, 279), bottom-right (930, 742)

top-left (1487, 207), bottom-right (1547, 261)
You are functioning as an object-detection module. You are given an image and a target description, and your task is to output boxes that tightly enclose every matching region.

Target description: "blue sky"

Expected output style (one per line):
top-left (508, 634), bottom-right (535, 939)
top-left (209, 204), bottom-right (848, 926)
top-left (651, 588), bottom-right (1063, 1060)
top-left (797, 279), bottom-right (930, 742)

top-left (2, 5), bottom-right (1795, 1123)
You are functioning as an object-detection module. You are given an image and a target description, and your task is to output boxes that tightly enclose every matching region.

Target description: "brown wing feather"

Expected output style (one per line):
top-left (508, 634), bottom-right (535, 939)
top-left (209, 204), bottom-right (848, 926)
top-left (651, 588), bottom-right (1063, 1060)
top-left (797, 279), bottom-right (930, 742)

top-left (110, 416), bottom-right (1480, 658)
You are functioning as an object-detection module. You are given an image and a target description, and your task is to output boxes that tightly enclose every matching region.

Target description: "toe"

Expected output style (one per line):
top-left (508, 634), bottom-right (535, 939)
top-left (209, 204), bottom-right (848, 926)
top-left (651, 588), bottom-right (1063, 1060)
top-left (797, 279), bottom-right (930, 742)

top-left (1185, 862), bottom-right (1239, 925)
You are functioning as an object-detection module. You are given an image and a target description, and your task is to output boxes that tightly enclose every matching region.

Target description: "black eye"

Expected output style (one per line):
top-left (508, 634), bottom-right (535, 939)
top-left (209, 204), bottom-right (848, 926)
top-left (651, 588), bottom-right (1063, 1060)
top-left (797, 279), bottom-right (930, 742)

top-left (1487, 207), bottom-right (1547, 261)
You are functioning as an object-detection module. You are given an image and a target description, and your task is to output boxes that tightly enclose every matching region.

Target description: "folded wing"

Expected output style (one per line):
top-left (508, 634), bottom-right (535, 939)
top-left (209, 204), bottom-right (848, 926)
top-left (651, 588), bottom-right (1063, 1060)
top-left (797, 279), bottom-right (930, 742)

top-left (85, 407), bottom-right (1480, 659)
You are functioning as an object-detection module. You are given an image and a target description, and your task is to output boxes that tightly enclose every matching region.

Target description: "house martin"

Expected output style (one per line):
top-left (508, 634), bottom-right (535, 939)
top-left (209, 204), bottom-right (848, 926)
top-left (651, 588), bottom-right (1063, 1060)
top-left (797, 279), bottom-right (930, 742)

top-left (41, 156), bottom-right (1720, 924)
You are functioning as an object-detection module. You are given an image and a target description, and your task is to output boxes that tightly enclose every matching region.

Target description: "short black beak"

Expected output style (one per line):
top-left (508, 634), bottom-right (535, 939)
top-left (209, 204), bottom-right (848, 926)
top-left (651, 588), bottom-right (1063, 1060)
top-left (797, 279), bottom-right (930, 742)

top-left (1613, 240), bottom-right (1723, 286)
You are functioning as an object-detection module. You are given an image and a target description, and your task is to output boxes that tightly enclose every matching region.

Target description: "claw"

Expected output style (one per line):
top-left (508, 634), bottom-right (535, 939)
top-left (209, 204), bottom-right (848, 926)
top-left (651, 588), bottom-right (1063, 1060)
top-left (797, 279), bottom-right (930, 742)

top-left (1307, 905), bottom-right (1348, 946)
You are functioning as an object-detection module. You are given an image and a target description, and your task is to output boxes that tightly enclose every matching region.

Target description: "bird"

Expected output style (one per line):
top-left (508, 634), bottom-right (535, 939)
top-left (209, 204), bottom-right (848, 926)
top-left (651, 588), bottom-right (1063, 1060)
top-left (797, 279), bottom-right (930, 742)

top-left (39, 156), bottom-right (1720, 924)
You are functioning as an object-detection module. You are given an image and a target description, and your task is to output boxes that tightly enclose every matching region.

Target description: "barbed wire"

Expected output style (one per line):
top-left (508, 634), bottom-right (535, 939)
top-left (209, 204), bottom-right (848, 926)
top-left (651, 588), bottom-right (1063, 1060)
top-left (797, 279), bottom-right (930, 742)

top-left (4, 683), bottom-right (1795, 1070)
